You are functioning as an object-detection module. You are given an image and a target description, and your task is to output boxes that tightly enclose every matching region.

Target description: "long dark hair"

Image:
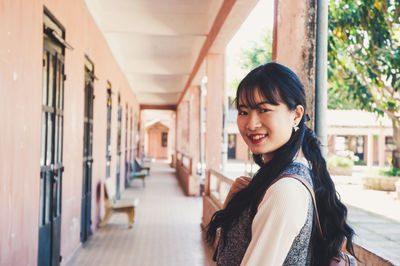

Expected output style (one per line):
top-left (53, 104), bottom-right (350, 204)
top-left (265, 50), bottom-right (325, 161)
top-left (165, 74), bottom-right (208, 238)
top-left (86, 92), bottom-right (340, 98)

top-left (205, 62), bottom-right (356, 265)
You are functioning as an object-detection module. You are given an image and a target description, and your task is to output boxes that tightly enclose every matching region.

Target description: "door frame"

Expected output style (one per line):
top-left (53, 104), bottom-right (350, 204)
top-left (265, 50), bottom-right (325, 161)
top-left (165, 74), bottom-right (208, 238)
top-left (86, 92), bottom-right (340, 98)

top-left (80, 56), bottom-right (95, 243)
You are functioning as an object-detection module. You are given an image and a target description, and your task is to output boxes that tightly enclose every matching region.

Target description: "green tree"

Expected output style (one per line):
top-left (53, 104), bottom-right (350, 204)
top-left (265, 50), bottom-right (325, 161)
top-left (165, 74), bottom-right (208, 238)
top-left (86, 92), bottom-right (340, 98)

top-left (238, 29), bottom-right (273, 72)
top-left (228, 29), bottom-right (273, 96)
top-left (328, 0), bottom-right (400, 168)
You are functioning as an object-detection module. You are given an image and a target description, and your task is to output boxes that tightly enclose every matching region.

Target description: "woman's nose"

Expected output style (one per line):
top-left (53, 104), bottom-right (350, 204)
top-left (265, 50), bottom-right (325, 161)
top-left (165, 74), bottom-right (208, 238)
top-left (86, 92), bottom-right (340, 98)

top-left (246, 112), bottom-right (261, 130)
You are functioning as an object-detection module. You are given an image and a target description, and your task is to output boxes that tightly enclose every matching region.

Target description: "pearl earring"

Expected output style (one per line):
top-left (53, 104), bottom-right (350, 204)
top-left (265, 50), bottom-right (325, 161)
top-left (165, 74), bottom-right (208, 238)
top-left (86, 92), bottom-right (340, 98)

top-left (294, 125), bottom-right (299, 132)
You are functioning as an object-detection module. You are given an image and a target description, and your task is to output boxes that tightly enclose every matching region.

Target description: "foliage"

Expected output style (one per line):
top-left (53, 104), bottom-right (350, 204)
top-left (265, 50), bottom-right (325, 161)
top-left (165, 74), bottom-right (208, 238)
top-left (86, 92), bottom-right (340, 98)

top-left (327, 87), bottom-right (360, 110)
top-left (378, 167), bottom-right (400, 177)
top-left (228, 29), bottom-right (273, 96)
top-left (327, 155), bottom-right (354, 167)
top-left (354, 159), bottom-right (367, 166)
top-left (328, 0), bottom-right (400, 167)
top-left (238, 29), bottom-right (273, 72)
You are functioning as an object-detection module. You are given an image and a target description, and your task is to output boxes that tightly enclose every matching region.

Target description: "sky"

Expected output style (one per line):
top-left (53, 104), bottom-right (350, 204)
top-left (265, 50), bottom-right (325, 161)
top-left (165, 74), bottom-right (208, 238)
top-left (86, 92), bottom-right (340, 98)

top-left (225, 0), bottom-right (274, 94)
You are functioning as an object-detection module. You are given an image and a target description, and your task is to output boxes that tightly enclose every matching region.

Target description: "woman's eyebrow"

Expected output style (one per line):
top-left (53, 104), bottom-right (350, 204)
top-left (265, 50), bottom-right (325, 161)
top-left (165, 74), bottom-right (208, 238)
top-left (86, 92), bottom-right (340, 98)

top-left (238, 101), bottom-right (272, 109)
top-left (255, 101), bottom-right (272, 107)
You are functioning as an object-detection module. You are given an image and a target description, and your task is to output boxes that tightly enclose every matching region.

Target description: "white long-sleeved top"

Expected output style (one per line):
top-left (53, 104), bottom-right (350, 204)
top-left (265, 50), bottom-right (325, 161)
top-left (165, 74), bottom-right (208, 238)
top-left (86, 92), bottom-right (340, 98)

top-left (240, 159), bottom-right (311, 266)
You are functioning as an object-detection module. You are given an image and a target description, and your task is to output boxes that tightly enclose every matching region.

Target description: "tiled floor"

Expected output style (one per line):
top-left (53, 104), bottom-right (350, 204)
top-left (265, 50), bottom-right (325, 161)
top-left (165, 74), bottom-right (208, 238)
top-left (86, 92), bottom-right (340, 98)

top-left (69, 160), bottom-right (215, 266)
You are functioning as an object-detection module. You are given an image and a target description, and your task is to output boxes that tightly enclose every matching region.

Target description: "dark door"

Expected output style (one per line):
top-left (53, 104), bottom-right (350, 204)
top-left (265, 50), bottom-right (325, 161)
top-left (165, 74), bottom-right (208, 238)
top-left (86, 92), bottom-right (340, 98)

top-left (124, 105), bottom-right (129, 187)
top-left (106, 83), bottom-right (112, 179)
top-left (116, 101), bottom-right (122, 199)
top-left (38, 29), bottom-right (65, 266)
top-left (81, 59), bottom-right (95, 243)
top-left (228, 134), bottom-right (236, 159)
top-left (355, 136), bottom-right (365, 161)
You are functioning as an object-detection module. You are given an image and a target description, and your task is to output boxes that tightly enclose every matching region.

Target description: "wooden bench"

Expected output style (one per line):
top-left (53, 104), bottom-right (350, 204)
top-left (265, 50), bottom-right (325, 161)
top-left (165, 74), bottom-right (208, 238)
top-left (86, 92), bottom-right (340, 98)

top-left (129, 161), bottom-right (147, 187)
top-left (99, 178), bottom-right (139, 228)
top-left (135, 158), bottom-right (151, 176)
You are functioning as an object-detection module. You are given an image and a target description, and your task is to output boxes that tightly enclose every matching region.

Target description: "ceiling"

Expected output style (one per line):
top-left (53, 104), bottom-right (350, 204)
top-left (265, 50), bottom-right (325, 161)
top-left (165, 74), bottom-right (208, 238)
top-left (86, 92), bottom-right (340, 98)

top-left (84, 0), bottom-right (258, 107)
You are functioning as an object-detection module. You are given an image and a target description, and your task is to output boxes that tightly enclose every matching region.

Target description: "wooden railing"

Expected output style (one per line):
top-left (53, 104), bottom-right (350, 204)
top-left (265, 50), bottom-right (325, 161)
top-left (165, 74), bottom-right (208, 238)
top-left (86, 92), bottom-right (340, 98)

top-left (181, 153), bottom-right (193, 175)
top-left (175, 150), bottom-right (192, 174)
top-left (202, 168), bottom-right (233, 227)
top-left (204, 169), bottom-right (233, 209)
top-left (175, 150), bottom-right (199, 196)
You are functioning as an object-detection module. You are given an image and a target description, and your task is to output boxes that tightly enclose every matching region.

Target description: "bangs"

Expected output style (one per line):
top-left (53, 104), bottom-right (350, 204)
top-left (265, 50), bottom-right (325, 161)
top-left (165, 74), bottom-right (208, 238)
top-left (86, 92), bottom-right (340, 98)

top-left (235, 69), bottom-right (281, 109)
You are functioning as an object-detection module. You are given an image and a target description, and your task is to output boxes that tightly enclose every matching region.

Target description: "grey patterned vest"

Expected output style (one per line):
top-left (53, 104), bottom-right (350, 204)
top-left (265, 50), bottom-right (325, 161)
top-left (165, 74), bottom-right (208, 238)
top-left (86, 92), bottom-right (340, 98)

top-left (215, 162), bottom-right (314, 266)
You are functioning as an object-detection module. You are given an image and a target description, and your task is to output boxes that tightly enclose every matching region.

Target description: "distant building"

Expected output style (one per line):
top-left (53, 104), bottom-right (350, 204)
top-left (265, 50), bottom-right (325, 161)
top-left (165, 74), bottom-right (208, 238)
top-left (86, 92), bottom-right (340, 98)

top-left (145, 121), bottom-right (170, 159)
top-left (327, 110), bottom-right (393, 167)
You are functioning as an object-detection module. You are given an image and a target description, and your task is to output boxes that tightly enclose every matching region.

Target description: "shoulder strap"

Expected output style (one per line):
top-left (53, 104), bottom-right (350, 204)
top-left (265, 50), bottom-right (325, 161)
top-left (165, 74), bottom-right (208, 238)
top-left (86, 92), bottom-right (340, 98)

top-left (267, 174), bottom-right (325, 239)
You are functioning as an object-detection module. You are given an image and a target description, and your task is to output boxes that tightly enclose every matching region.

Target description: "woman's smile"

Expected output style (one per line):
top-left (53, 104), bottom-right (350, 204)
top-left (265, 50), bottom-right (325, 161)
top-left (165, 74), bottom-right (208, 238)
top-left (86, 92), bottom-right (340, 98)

top-left (247, 133), bottom-right (268, 144)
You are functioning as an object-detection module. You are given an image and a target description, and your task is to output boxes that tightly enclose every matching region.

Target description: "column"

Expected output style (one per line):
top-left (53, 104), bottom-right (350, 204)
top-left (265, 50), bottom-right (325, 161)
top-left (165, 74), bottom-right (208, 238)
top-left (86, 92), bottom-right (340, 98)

top-left (378, 127), bottom-right (385, 168)
top-left (205, 53), bottom-right (224, 170)
top-left (189, 85), bottom-right (200, 174)
top-left (273, 0), bottom-right (317, 130)
top-left (367, 133), bottom-right (373, 167)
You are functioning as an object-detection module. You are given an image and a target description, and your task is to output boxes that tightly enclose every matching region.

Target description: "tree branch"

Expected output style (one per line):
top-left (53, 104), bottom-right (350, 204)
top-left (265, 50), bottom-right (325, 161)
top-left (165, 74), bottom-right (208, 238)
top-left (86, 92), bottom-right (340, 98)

top-left (348, 52), bottom-right (398, 121)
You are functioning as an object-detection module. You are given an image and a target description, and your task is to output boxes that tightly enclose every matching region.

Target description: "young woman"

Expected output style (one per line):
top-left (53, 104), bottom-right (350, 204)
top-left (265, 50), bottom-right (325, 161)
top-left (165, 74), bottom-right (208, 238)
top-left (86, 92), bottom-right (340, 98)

top-left (206, 62), bottom-right (357, 266)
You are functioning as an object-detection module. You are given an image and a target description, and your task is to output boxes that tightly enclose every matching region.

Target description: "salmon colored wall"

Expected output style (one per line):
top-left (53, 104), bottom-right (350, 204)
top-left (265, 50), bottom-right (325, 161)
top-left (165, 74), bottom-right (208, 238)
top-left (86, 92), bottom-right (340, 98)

top-left (274, 0), bottom-right (316, 130)
top-left (0, 1), bottom-right (43, 265)
top-left (141, 110), bottom-right (175, 160)
top-left (176, 100), bottom-right (189, 153)
top-left (235, 134), bottom-right (248, 161)
top-left (0, 0), bottom-right (140, 265)
top-left (169, 112), bottom-right (176, 161)
top-left (189, 85), bottom-right (201, 174)
top-left (205, 53), bottom-right (224, 170)
top-left (148, 131), bottom-right (168, 159)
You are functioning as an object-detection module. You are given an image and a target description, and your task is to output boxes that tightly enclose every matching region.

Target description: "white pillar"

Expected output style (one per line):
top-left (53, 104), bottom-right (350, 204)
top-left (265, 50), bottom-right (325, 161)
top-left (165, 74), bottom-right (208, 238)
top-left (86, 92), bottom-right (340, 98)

top-left (367, 133), bottom-right (374, 167)
top-left (378, 127), bottom-right (385, 168)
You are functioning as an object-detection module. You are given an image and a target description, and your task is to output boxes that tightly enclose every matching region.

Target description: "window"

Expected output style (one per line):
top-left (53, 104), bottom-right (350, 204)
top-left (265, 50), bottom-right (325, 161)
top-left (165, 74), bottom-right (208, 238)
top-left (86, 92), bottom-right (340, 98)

top-left (162, 132), bottom-right (168, 147)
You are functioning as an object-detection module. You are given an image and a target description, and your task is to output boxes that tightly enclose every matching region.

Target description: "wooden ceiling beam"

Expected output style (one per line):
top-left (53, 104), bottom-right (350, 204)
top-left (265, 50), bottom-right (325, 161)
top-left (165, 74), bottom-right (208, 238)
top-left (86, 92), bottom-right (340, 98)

top-left (140, 104), bottom-right (177, 111)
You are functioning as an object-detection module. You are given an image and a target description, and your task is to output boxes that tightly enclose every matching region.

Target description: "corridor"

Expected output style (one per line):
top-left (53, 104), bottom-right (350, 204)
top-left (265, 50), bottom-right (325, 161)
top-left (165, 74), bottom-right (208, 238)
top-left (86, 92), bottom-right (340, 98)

top-left (69, 161), bottom-right (214, 266)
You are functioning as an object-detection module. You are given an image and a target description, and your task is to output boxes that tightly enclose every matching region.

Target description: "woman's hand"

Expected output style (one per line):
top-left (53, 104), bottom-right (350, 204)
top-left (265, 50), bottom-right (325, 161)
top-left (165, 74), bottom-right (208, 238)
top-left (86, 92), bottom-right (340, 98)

top-left (223, 176), bottom-right (252, 208)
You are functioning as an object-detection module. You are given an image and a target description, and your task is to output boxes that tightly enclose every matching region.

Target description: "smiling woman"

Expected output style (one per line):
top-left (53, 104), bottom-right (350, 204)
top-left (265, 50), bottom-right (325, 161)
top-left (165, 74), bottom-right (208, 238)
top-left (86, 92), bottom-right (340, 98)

top-left (237, 89), bottom-right (304, 163)
top-left (205, 62), bottom-right (358, 266)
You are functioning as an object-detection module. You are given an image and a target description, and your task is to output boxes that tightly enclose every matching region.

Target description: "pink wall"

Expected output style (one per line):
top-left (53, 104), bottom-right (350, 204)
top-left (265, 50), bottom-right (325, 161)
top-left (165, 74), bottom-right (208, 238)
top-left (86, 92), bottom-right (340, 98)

top-left (189, 85), bottom-right (200, 173)
top-left (0, 0), bottom-right (140, 264)
top-left (141, 110), bottom-right (175, 160)
top-left (274, 0), bottom-right (316, 129)
top-left (0, 1), bottom-right (43, 265)
top-left (148, 131), bottom-right (168, 159)
top-left (236, 134), bottom-right (248, 161)
top-left (205, 53), bottom-right (224, 170)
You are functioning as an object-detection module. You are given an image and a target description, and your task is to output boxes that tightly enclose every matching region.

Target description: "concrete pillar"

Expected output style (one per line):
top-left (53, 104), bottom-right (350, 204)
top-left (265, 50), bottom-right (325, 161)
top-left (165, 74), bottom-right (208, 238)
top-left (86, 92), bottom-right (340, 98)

top-left (189, 85), bottom-right (201, 174)
top-left (205, 53), bottom-right (224, 170)
top-left (378, 127), bottom-right (385, 168)
top-left (273, 0), bottom-right (317, 130)
top-left (367, 133), bottom-right (374, 168)
top-left (328, 135), bottom-right (336, 154)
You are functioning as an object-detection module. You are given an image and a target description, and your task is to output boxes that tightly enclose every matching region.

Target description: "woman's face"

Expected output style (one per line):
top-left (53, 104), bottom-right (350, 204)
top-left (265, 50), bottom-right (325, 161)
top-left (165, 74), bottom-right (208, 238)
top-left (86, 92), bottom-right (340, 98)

top-left (237, 88), bottom-right (303, 163)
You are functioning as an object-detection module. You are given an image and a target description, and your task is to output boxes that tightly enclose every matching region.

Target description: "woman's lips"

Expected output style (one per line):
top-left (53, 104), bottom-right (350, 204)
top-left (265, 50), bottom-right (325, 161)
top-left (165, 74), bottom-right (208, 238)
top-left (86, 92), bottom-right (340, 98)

top-left (248, 134), bottom-right (268, 144)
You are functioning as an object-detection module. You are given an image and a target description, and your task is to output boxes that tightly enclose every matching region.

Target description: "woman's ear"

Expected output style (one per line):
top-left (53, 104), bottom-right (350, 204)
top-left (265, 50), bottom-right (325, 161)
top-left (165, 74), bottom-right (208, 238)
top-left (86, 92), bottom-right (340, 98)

top-left (294, 105), bottom-right (304, 125)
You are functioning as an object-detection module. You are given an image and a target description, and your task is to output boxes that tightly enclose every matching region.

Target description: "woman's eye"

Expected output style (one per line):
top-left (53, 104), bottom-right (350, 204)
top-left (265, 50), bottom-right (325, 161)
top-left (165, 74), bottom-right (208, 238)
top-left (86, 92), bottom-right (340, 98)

top-left (259, 108), bottom-right (270, 113)
top-left (238, 110), bottom-right (248, 116)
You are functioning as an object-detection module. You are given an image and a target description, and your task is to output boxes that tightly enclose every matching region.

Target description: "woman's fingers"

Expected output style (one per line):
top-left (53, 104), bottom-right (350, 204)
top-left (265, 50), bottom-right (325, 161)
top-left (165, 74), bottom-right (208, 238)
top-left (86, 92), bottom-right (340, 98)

top-left (242, 176), bottom-right (252, 182)
top-left (223, 176), bottom-right (251, 208)
top-left (233, 176), bottom-right (252, 190)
